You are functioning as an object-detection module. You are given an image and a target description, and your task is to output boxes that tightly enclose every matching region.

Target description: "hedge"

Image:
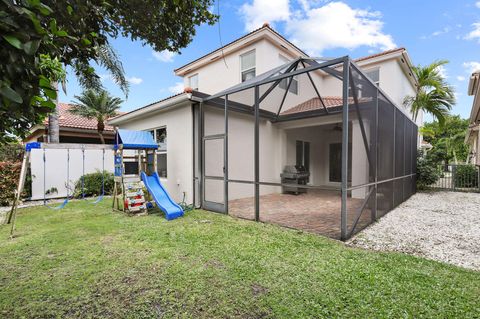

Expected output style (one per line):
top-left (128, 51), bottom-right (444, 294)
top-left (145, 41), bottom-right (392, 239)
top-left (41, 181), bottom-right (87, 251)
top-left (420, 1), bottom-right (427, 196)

top-left (73, 171), bottom-right (114, 198)
top-left (0, 161), bottom-right (22, 206)
top-left (454, 165), bottom-right (479, 188)
top-left (416, 155), bottom-right (440, 190)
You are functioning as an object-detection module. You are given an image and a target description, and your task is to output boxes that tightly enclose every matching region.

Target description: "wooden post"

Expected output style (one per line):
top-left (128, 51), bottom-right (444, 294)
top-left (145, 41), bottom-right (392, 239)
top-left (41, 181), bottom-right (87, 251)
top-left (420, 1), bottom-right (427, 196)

top-left (6, 150), bottom-right (30, 237)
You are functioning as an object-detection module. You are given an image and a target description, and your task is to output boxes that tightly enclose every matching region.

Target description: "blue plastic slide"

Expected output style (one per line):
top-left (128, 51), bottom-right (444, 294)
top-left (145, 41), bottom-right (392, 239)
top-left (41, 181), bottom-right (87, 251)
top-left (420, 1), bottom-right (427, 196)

top-left (140, 172), bottom-right (184, 220)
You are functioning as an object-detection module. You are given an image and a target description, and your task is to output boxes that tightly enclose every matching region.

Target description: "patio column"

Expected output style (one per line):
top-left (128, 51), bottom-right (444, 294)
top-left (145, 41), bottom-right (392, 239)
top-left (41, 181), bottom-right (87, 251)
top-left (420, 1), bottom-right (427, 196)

top-left (254, 85), bottom-right (260, 222)
top-left (341, 58), bottom-right (349, 240)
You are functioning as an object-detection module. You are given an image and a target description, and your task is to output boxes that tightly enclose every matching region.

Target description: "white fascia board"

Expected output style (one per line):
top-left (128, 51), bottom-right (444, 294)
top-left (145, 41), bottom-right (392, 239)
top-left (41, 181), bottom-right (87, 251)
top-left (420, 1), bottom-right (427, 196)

top-left (175, 28), bottom-right (306, 76)
top-left (108, 93), bottom-right (192, 126)
top-left (356, 50), bottom-right (418, 89)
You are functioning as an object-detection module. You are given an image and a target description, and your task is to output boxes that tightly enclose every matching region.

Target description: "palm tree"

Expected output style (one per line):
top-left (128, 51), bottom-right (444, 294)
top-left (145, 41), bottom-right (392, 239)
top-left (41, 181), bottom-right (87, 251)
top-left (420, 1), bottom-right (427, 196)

top-left (70, 90), bottom-right (123, 144)
top-left (404, 60), bottom-right (455, 126)
top-left (46, 43), bottom-right (129, 143)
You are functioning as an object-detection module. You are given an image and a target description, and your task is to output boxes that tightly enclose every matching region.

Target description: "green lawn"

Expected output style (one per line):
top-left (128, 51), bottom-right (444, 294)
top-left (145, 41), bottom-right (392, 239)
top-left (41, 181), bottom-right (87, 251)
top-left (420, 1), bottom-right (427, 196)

top-left (0, 201), bottom-right (478, 318)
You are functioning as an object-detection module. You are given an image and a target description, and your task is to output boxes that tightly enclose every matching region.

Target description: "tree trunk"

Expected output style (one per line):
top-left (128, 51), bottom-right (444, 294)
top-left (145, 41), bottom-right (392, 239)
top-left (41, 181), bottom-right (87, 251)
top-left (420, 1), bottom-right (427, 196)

top-left (97, 120), bottom-right (105, 144)
top-left (98, 132), bottom-right (105, 144)
top-left (48, 82), bottom-right (60, 143)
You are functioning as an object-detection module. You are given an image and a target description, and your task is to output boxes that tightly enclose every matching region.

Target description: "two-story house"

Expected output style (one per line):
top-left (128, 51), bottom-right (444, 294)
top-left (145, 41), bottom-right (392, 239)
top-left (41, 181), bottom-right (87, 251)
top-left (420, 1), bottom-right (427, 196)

top-left (109, 24), bottom-right (420, 238)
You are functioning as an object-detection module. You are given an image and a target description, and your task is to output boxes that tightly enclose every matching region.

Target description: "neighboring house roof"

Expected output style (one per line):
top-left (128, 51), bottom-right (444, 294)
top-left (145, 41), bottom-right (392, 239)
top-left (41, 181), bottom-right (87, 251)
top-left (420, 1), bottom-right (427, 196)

top-left (43, 103), bottom-right (118, 132)
top-left (467, 72), bottom-right (480, 124)
top-left (465, 72), bottom-right (480, 144)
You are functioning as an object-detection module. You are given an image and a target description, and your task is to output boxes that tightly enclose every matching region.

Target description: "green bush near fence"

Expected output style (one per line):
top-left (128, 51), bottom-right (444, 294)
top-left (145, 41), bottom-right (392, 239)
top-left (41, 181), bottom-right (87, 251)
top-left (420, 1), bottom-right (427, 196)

top-left (416, 155), bottom-right (440, 190)
top-left (73, 171), bottom-right (114, 198)
top-left (454, 165), bottom-right (479, 188)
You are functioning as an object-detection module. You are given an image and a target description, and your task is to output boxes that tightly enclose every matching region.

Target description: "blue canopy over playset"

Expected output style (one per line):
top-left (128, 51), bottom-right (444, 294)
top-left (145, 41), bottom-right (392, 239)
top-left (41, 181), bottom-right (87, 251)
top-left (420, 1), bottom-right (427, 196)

top-left (113, 129), bottom-right (184, 220)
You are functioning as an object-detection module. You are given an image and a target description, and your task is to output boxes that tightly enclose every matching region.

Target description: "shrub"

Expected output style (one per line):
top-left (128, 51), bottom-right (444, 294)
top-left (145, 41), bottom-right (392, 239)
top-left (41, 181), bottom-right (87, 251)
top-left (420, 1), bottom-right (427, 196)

top-left (0, 161), bottom-right (22, 206)
top-left (0, 143), bottom-right (24, 162)
top-left (73, 171), bottom-right (114, 198)
top-left (454, 165), bottom-right (479, 188)
top-left (416, 155), bottom-right (440, 190)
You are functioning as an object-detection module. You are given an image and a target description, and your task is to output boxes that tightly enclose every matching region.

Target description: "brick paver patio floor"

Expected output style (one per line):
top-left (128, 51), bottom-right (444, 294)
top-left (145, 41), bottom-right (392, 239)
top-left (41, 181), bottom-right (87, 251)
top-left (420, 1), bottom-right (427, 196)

top-left (228, 190), bottom-right (372, 239)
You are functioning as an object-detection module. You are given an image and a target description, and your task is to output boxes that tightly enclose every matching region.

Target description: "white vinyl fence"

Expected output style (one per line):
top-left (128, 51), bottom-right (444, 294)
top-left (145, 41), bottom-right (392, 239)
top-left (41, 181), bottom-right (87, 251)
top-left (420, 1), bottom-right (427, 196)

top-left (30, 148), bottom-right (115, 200)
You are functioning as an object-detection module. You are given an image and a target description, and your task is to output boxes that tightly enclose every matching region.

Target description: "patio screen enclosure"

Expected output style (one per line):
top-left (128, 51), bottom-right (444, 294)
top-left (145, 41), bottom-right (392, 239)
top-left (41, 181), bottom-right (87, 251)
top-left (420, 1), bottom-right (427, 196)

top-left (196, 56), bottom-right (417, 240)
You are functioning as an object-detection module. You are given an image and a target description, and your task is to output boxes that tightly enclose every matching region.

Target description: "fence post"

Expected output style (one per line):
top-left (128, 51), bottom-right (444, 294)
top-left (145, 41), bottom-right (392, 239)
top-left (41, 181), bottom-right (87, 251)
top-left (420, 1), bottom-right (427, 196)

top-left (452, 165), bottom-right (456, 191)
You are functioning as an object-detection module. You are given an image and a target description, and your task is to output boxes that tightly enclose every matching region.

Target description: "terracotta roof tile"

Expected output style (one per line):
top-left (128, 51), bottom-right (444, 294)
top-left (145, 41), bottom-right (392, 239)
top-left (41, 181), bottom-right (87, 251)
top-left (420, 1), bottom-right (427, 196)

top-left (354, 47), bottom-right (405, 63)
top-left (43, 103), bottom-right (121, 132)
top-left (281, 96), bottom-right (371, 115)
top-left (281, 96), bottom-right (344, 115)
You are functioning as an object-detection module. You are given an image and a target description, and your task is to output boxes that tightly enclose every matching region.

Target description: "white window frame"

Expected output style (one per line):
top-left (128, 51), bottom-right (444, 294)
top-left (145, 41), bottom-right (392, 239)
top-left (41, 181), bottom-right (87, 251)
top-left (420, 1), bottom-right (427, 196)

top-left (240, 49), bottom-right (256, 82)
top-left (147, 126), bottom-right (167, 178)
top-left (364, 67), bottom-right (380, 86)
top-left (188, 73), bottom-right (199, 90)
top-left (279, 54), bottom-right (298, 94)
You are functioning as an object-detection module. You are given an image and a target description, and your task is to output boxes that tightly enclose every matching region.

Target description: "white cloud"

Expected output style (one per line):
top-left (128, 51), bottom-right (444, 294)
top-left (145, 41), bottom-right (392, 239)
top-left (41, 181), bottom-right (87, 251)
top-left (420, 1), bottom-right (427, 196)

top-left (127, 76), bottom-right (143, 85)
top-left (476, 1), bottom-right (480, 8)
top-left (456, 75), bottom-right (466, 81)
top-left (464, 22), bottom-right (480, 41)
top-left (431, 26), bottom-right (451, 37)
top-left (463, 61), bottom-right (480, 74)
top-left (168, 82), bottom-right (184, 94)
top-left (436, 65), bottom-right (448, 79)
top-left (99, 73), bottom-right (112, 82)
top-left (152, 50), bottom-right (176, 62)
top-left (239, 1), bottom-right (396, 55)
top-left (240, 0), bottom-right (290, 31)
top-left (284, 2), bottom-right (396, 55)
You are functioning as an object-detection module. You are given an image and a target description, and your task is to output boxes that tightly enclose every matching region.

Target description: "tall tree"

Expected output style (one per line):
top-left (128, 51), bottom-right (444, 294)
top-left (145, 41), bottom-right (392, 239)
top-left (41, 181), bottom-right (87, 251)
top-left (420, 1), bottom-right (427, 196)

top-left (70, 89), bottom-right (123, 144)
top-left (421, 115), bottom-right (469, 167)
top-left (39, 54), bottom-right (66, 143)
top-left (0, 0), bottom-right (217, 144)
top-left (404, 60), bottom-right (455, 126)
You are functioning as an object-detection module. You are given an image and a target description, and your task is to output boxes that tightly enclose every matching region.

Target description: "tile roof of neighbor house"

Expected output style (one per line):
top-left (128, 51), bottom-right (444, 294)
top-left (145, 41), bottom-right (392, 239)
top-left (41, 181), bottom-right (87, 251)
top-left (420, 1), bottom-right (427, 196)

top-left (43, 103), bottom-right (119, 132)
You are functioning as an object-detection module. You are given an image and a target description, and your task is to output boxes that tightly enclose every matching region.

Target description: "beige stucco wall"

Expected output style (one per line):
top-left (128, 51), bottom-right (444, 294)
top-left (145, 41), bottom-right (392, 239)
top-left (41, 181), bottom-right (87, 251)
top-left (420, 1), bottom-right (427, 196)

top-left (116, 102), bottom-right (194, 204)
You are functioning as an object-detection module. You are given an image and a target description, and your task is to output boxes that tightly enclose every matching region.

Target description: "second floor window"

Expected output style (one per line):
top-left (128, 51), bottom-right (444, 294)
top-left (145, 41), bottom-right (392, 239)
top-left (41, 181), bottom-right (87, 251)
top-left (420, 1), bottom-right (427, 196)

top-left (189, 74), bottom-right (199, 90)
top-left (365, 68), bottom-right (380, 86)
top-left (279, 55), bottom-right (298, 94)
top-left (240, 50), bottom-right (256, 82)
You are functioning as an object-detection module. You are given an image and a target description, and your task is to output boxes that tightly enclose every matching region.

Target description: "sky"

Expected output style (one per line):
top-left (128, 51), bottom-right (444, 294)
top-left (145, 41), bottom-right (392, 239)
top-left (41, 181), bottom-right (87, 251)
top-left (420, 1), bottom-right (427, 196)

top-left (58, 0), bottom-right (480, 121)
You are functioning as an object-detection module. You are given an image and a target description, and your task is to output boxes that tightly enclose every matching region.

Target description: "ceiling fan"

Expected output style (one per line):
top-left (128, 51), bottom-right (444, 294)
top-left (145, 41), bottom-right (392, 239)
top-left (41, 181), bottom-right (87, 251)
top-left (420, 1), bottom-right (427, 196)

top-left (332, 124), bottom-right (342, 132)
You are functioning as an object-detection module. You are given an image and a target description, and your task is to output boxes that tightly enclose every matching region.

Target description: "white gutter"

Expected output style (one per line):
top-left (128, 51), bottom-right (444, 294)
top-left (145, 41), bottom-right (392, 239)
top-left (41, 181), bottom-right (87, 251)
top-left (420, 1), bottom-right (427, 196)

top-left (108, 93), bottom-right (192, 125)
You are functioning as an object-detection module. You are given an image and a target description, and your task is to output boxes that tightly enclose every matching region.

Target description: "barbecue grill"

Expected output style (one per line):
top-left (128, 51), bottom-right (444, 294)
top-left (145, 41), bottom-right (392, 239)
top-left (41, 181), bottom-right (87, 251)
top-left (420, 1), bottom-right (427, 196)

top-left (280, 165), bottom-right (310, 194)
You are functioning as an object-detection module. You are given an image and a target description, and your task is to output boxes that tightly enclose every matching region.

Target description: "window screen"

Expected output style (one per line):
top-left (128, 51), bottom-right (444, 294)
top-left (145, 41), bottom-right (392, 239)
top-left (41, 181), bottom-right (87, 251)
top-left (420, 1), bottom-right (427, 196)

top-left (189, 74), bottom-right (198, 90)
top-left (365, 68), bottom-right (380, 85)
top-left (278, 55), bottom-right (298, 94)
top-left (241, 50), bottom-right (256, 82)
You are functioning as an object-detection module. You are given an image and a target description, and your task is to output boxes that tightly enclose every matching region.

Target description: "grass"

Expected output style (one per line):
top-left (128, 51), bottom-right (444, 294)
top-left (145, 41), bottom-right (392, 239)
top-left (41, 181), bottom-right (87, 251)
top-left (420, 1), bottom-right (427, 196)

top-left (0, 201), bottom-right (478, 318)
